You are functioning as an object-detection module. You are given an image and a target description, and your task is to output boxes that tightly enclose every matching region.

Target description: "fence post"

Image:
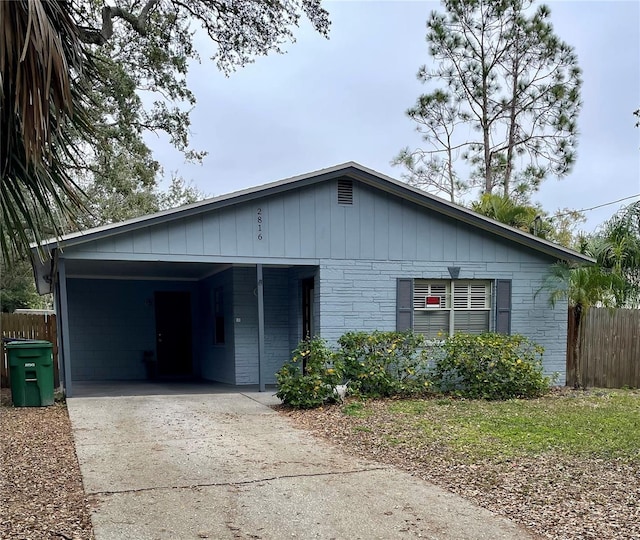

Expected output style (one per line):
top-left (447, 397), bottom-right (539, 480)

top-left (566, 307), bottom-right (577, 387)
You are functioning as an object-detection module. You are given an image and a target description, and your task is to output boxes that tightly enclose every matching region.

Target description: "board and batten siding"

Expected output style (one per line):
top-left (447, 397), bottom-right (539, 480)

top-left (65, 181), bottom-right (535, 265)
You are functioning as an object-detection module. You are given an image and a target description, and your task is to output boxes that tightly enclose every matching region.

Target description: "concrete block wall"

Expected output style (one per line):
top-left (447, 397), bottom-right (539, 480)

top-left (263, 268), bottom-right (291, 383)
top-left (232, 267), bottom-right (259, 384)
top-left (232, 266), bottom-right (299, 385)
top-left (317, 258), bottom-right (568, 383)
top-left (66, 278), bottom-right (198, 381)
top-left (199, 269), bottom-right (235, 384)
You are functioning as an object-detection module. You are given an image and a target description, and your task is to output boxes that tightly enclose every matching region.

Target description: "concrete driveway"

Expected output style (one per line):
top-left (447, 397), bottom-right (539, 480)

top-left (67, 391), bottom-right (533, 540)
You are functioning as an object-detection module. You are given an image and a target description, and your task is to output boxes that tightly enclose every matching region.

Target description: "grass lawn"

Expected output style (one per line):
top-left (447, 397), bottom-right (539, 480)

top-left (377, 390), bottom-right (640, 462)
top-left (285, 388), bottom-right (640, 540)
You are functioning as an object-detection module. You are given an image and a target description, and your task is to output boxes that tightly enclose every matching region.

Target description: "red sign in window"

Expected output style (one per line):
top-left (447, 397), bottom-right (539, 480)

top-left (426, 296), bottom-right (441, 307)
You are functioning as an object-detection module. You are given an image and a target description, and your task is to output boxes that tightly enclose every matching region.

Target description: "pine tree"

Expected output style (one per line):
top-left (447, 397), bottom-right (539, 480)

top-left (396, 0), bottom-right (582, 201)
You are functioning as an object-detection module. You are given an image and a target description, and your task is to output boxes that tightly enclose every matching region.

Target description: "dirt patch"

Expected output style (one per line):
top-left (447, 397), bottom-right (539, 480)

top-left (278, 398), bottom-right (640, 540)
top-left (0, 389), bottom-right (94, 540)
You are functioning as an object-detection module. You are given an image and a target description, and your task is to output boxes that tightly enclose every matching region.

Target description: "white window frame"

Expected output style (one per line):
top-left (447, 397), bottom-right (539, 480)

top-left (413, 279), bottom-right (492, 339)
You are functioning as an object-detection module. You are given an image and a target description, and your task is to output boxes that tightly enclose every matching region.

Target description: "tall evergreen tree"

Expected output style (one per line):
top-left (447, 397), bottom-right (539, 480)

top-left (396, 0), bottom-right (582, 201)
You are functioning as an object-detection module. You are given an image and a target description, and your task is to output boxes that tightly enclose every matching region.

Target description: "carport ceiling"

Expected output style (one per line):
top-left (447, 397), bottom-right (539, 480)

top-left (64, 259), bottom-right (232, 281)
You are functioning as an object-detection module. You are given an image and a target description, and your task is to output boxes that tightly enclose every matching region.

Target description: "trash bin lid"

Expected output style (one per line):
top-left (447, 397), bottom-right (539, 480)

top-left (4, 340), bottom-right (52, 349)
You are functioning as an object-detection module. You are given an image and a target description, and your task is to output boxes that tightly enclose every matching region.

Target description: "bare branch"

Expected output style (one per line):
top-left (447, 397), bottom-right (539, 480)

top-left (78, 0), bottom-right (160, 45)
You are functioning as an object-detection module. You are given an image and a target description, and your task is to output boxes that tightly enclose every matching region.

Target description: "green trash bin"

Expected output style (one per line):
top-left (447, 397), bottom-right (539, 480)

top-left (6, 340), bottom-right (55, 407)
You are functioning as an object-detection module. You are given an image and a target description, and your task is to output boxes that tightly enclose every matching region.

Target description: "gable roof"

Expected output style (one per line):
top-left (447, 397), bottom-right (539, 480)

top-left (32, 161), bottom-right (594, 265)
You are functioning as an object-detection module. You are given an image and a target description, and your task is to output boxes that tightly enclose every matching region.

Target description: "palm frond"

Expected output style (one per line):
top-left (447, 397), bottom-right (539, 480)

top-left (1, 0), bottom-right (96, 262)
top-left (538, 261), bottom-right (630, 310)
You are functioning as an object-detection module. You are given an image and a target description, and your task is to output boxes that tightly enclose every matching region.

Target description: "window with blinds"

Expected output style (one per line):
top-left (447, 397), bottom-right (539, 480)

top-left (413, 281), bottom-right (448, 309)
top-left (413, 280), bottom-right (491, 338)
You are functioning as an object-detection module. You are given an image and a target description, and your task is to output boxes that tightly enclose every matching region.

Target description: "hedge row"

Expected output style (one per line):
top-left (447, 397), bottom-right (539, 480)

top-left (276, 331), bottom-right (553, 408)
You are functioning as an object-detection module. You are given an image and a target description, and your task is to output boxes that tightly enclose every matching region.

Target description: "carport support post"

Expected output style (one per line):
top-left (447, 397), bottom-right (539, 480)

top-left (257, 264), bottom-right (265, 392)
top-left (57, 258), bottom-right (73, 398)
top-left (54, 279), bottom-right (65, 390)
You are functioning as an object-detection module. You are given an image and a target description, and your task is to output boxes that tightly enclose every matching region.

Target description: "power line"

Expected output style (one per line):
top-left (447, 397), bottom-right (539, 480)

top-left (551, 194), bottom-right (640, 219)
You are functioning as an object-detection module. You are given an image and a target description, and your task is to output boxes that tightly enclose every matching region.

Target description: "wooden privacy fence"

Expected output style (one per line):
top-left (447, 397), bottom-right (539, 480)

top-left (1, 313), bottom-right (59, 388)
top-left (567, 307), bottom-right (640, 388)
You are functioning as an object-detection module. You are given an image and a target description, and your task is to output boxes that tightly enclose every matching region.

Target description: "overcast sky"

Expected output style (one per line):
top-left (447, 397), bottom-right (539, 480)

top-left (147, 0), bottom-right (640, 234)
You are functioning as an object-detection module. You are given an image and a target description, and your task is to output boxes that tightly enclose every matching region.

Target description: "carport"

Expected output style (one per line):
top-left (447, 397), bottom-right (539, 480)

top-left (50, 256), bottom-right (317, 397)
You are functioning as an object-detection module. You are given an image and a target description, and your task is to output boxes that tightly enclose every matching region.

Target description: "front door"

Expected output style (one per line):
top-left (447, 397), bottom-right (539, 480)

top-left (154, 291), bottom-right (192, 377)
top-left (302, 278), bottom-right (315, 340)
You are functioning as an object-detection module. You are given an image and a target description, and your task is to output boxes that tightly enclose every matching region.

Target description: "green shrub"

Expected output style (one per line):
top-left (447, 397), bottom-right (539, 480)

top-left (431, 333), bottom-right (553, 400)
top-left (276, 337), bottom-right (343, 408)
top-left (337, 331), bottom-right (431, 398)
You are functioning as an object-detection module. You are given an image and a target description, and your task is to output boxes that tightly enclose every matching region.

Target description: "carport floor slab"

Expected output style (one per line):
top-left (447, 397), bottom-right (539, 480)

top-left (68, 394), bottom-right (533, 540)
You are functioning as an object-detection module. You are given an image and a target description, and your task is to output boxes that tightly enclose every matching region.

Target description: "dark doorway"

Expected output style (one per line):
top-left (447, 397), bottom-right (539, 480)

top-left (154, 291), bottom-right (193, 377)
top-left (302, 277), bottom-right (315, 341)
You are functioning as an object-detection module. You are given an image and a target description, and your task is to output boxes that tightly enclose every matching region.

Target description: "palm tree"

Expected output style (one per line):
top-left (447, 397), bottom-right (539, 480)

top-left (538, 203), bottom-right (639, 387)
top-left (583, 201), bottom-right (640, 307)
top-left (471, 193), bottom-right (545, 235)
top-left (538, 258), bottom-right (627, 388)
top-left (1, 0), bottom-right (94, 261)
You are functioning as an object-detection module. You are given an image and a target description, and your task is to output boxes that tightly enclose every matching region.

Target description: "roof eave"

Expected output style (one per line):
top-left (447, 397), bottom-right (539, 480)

top-left (30, 161), bottom-right (595, 266)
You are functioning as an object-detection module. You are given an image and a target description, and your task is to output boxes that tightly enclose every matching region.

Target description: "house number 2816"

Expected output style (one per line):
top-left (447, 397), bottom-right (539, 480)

top-left (256, 208), bottom-right (263, 240)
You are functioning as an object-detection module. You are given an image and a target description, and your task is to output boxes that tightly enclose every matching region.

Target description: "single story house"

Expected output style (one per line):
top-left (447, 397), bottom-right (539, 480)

top-left (31, 163), bottom-right (592, 396)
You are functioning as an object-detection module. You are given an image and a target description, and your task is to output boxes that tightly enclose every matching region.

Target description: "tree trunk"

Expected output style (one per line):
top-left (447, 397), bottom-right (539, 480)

top-left (480, 39), bottom-right (492, 194)
top-left (483, 125), bottom-right (492, 194)
top-left (504, 56), bottom-right (520, 197)
top-left (78, 0), bottom-right (159, 45)
top-left (574, 304), bottom-right (584, 389)
top-left (446, 132), bottom-right (455, 202)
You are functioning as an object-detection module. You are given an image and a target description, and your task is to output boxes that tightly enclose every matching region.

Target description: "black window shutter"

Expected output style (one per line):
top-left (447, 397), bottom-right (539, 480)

top-left (495, 279), bottom-right (512, 334)
top-left (397, 278), bottom-right (414, 331)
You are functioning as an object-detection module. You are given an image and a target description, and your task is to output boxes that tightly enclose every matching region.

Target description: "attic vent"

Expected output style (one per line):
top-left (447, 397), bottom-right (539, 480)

top-left (337, 179), bottom-right (353, 205)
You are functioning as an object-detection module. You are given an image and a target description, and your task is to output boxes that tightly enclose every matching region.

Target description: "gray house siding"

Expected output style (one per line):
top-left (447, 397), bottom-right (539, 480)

top-left (232, 267), bottom-right (259, 384)
top-left (66, 278), bottom-right (199, 381)
top-left (263, 268), bottom-right (291, 384)
top-left (198, 269), bottom-right (235, 384)
top-left (66, 184), bottom-right (340, 260)
top-left (65, 182), bottom-right (528, 264)
top-left (317, 257), bottom-right (567, 382)
top-left (232, 266), bottom-right (308, 385)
